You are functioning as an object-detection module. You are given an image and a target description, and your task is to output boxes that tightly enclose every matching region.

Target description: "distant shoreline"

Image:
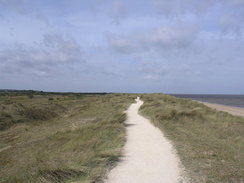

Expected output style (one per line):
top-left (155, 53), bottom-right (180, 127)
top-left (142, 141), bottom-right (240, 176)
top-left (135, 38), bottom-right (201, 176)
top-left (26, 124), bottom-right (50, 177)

top-left (201, 102), bottom-right (244, 117)
top-left (171, 94), bottom-right (244, 108)
top-left (171, 94), bottom-right (244, 117)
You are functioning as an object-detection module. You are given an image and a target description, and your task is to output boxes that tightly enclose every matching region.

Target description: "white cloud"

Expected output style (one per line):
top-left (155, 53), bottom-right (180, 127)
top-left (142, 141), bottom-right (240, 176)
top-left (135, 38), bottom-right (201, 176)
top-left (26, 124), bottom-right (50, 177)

top-left (0, 34), bottom-right (83, 75)
top-left (154, 0), bottom-right (244, 33)
top-left (153, 0), bottom-right (215, 15)
top-left (107, 24), bottom-right (199, 54)
top-left (110, 0), bottom-right (128, 24)
top-left (1, 0), bottom-right (244, 92)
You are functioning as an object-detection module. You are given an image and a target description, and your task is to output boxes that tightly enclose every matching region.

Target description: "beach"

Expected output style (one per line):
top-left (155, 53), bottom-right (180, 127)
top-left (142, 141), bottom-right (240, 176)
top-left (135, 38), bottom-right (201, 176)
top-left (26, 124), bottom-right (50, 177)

top-left (202, 102), bottom-right (244, 117)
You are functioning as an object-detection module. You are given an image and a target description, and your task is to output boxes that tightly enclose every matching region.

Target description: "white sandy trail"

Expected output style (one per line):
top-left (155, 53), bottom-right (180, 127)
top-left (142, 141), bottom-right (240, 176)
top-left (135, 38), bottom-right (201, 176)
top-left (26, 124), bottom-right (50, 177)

top-left (106, 97), bottom-right (185, 183)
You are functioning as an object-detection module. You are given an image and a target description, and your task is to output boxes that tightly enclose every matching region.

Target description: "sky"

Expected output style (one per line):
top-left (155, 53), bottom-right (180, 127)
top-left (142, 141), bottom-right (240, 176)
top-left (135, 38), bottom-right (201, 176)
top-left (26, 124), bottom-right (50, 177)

top-left (0, 0), bottom-right (244, 94)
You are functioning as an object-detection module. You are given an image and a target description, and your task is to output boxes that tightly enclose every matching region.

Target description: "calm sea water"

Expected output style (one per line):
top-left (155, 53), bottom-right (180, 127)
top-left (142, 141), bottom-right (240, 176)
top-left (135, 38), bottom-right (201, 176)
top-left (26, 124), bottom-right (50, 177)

top-left (170, 94), bottom-right (244, 108)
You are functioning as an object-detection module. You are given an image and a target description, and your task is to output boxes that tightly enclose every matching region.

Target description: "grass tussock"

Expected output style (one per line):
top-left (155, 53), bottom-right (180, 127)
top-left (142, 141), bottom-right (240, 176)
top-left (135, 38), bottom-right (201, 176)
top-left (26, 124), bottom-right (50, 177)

top-left (0, 96), bottom-right (68, 130)
top-left (140, 94), bottom-right (244, 183)
top-left (0, 93), bottom-right (136, 183)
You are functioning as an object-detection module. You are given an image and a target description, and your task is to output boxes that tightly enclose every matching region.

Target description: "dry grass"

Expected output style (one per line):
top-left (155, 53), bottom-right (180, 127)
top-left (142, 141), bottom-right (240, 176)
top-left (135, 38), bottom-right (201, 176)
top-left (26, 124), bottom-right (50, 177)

top-left (1, 92), bottom-right (243, 183)
top-left (140, 94), bottom-right (244, 183)
top-left (0, 93), bottom-right (136, 183)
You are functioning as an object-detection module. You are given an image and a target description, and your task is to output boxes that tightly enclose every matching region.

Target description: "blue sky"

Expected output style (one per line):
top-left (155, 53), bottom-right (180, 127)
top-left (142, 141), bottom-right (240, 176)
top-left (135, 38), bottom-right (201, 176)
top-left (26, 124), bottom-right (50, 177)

top-left (0, 0), bottom-right (243, 93)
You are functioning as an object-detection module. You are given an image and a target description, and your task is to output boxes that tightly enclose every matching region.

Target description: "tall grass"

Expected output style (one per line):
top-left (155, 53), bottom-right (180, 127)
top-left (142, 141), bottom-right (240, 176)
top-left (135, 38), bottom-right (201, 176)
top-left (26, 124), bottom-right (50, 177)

top-left (140, 94), bottom-right (244, 183)
top-left (2, 92), bottom-right (242, 182)
top-left (0, 93), bottom-right (136, 183)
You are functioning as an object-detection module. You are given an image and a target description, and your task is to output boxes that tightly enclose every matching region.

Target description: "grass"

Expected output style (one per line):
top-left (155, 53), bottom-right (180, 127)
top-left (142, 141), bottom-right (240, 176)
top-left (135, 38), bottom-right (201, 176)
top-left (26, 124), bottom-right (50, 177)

top-left (1, 92), bottom-right (243, 182)
top-left (140, 93), bottom-right (244, 183)
top-left (0, 93), bottom-right (136, 183)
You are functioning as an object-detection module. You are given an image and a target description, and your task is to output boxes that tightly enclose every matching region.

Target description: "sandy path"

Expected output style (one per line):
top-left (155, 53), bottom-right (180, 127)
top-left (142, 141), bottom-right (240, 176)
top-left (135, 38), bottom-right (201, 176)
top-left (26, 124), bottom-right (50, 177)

top-left (106, 97), bottom-right (185, 183)
top-left (202, 102), bottom-right (244, 117)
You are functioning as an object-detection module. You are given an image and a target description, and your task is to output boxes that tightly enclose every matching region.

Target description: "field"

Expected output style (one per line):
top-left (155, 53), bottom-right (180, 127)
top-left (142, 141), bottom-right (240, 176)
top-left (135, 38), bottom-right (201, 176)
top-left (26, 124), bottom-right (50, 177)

top-left (140, 94), bottom-right (244, 183)
top-left (0, 91), bottom-right (136, 183)
top-left (0, 91), bottom-right (243, 183)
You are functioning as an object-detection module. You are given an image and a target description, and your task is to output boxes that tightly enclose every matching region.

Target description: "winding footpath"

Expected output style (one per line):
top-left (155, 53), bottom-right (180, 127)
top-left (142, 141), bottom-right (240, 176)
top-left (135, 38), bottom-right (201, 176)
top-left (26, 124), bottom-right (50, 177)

top-left (106, 97), bottom-right (186, 183)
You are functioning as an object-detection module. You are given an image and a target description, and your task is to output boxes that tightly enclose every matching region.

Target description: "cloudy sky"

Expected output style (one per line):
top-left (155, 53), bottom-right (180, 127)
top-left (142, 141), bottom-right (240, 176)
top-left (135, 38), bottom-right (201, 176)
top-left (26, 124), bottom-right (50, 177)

top-left (0, 0), bottom-right (243, 93)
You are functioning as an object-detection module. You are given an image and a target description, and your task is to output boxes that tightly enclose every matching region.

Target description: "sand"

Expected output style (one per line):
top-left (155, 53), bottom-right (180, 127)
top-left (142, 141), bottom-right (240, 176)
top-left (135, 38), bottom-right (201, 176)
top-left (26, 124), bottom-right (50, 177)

top-left (202, 102), bottom-right (244, 117)
top-left (105, 97), bottom-right (186, 183)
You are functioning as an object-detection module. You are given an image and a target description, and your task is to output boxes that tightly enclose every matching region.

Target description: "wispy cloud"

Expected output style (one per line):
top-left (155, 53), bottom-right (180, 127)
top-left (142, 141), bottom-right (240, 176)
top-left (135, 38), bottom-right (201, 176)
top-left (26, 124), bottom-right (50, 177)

top-left (0, 0), bottom-right (243, 93)
top-left (107, 24), bottom-right (199, 53)
top-left (0, 34), bottom-right (83, 76)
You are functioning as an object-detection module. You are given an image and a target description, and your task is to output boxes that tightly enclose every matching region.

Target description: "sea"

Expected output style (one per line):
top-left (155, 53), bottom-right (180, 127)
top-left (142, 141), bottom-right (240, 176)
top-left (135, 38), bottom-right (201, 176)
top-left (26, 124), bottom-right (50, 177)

top-left (170, 94), bottom-right (244, 108)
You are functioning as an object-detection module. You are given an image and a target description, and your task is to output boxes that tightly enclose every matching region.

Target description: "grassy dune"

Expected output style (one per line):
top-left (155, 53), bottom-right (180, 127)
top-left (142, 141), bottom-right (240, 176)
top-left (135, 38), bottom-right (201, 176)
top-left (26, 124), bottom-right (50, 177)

top-left (1, 92), bottom-right (243, 183)
top-left (0, 93), bottom-right (136, 183)
top-left (140, 94), bottom-right (244, 183)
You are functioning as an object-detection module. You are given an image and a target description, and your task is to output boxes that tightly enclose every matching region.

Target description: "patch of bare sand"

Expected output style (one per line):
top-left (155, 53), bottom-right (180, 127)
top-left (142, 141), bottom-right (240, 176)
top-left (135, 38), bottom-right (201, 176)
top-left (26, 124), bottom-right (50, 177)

top-left (105, 97), bottom-right (186, 183)
top-left (202, 102), bottom-right (244, 117)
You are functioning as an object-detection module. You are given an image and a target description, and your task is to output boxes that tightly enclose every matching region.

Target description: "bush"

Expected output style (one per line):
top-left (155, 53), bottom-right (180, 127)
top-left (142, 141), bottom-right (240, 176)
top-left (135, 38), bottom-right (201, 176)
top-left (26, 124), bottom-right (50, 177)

top-left (27, 94), bottom-right (34, 99)
top-left (23, 108), bottom-right (57, 120)
top-left (0, 112), bottom-right (14, 130)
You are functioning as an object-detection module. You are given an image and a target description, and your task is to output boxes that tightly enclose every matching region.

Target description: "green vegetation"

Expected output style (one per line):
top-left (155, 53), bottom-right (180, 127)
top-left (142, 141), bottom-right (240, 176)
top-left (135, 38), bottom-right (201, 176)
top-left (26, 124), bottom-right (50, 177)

top-left (140, 94), bottom-right (244, 183)
top-left (0, 92), bottom-right (136, 183)
top-left (1, 91), bottom-right (243, 183)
